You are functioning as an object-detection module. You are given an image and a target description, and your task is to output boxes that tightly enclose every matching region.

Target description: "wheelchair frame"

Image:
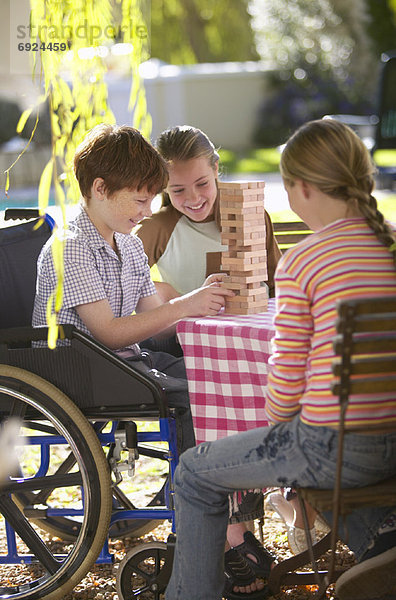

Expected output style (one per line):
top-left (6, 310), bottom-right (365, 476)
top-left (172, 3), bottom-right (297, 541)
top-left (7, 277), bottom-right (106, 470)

top-left (0, 211), bottom-right (178, 600)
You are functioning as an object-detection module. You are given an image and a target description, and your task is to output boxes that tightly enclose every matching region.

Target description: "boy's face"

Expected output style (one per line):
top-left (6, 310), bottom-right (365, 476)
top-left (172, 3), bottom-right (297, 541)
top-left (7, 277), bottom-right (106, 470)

top-left (89, 180), bottom-right (155, 242)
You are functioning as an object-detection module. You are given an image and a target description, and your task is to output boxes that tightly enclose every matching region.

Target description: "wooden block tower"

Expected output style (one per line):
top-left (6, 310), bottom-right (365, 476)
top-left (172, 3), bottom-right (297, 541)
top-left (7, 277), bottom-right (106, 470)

top-left (219, 181), bottom-right (268, 315)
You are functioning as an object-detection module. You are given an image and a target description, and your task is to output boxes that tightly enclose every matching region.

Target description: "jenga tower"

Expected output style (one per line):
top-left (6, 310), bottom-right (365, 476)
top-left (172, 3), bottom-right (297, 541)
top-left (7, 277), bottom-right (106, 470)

top-left (219, 181), bottom-right (268, 315)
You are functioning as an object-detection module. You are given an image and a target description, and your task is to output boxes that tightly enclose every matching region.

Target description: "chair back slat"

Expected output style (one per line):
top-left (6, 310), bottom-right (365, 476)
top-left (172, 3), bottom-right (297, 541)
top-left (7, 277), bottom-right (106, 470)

top-left (333, 335), bottom-right (396, 356)
top-left (333, 355), bottom-right (396, 376)
top-left (332, 376), bottom-right (396, 396)
top-left (331, 297), bottom-right (396, 405)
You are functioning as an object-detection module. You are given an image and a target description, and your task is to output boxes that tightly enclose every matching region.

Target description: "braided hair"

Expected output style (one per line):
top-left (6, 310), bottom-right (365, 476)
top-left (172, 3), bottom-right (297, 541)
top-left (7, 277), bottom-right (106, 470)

top-left (280, 119), bottom-right (396, 267)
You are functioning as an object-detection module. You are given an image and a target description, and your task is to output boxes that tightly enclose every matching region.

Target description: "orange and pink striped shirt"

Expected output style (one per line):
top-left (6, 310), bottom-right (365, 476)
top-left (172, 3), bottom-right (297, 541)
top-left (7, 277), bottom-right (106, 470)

top-left (265, 217), bottom-right (396, 428)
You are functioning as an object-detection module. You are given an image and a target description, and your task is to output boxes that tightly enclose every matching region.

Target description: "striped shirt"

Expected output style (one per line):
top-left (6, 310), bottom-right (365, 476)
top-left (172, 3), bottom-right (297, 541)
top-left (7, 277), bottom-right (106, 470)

top-left (33, 208), bottom-right (156, 355)
top-left (265, 217), bottom-right (396, 428)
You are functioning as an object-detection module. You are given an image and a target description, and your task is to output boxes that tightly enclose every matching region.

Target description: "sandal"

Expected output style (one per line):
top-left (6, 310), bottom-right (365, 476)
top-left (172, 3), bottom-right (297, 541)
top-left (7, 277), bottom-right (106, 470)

top-left (232, 531), bottom-right (275, 578)
top-left (223, 547), bottom-right (268, 600)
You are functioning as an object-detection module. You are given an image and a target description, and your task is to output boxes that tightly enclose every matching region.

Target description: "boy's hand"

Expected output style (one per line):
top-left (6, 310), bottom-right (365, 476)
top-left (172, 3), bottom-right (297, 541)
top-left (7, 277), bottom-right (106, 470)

top-left (172, 283), bottom-right (235, 318)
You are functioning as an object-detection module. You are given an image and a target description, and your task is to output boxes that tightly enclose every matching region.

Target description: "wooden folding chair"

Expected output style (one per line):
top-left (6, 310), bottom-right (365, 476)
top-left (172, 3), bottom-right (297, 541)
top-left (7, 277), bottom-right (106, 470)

top-left (268, 296), bottom-right (396, 598)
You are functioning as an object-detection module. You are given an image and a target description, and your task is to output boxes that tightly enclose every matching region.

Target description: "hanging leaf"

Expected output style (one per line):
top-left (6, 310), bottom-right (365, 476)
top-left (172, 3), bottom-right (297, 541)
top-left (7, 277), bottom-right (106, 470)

top-left (38, 159), bottom-right (54, 215)
top-left (7, 0), bottom-right (152, 347)
top-left (16, 108), bottom-right (34, 134)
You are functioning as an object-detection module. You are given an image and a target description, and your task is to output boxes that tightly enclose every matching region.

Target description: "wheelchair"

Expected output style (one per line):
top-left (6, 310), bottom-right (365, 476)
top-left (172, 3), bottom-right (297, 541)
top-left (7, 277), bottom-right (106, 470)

top-left (0, 209), bottom-right (177, 599)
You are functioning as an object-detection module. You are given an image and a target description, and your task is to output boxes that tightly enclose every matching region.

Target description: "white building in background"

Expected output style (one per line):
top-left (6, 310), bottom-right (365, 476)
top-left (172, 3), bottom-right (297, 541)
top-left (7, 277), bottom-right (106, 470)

top-left (107, 59), bottom-right (273, 151)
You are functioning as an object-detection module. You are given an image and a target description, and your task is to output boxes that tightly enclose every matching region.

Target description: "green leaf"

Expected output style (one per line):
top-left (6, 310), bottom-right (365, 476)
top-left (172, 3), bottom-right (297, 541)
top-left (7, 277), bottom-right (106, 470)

top-left (16, 108), bottom-right (34, 134)
top-left (38, 159), bottom-right (54, 213)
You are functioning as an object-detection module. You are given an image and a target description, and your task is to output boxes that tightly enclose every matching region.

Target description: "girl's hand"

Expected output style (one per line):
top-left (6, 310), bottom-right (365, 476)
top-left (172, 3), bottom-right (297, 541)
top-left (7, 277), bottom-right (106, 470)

top-left (203, 272), bottom-right (226, 287)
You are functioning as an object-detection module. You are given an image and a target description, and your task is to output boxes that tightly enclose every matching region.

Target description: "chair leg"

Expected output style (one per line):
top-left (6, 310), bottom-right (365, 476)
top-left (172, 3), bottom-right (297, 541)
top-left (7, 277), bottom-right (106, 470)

top-left (267, 532), bottom-right (332, 595)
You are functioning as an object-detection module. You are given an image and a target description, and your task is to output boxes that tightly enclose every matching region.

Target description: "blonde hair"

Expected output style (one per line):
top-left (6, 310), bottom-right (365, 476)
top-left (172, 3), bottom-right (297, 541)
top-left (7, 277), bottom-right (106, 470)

top-left (280, 119), bottom-right (396, 266)
top-left (156, 125), bottom-right (220, 210)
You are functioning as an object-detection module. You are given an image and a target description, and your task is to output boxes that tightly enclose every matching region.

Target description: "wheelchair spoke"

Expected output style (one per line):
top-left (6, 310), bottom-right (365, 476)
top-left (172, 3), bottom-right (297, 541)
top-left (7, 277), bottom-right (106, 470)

top-left (0, 495), bottom-right (60, 574)
top-left (2, 472), bottom-right (82, 495)
top-left (116, 543), bottom-right (168, 600)
top-left (30, 452), bottom-right (78, 505)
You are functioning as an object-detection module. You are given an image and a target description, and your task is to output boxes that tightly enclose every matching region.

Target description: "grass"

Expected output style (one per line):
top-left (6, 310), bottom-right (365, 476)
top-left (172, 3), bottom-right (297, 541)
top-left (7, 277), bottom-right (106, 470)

top-left (218, 146), bottom-right (396, 223)
top-left (219, 146), bottom-right (396, 174)
top-left (218, 147), bottom-right (281, 175)
top-left (269, 193), bottom-right (396, 224)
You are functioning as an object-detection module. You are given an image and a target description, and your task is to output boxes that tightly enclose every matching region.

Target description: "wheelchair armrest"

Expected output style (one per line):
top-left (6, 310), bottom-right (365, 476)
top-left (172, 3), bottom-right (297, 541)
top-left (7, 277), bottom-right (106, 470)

top-left (0, 325), bottom-right (75, 345)
top-left (1, 325), bottom-right (168, 418)
top-left (4, 209), bottom-right (55, 230)
top-left (5, 208), bottom-right (40, 221)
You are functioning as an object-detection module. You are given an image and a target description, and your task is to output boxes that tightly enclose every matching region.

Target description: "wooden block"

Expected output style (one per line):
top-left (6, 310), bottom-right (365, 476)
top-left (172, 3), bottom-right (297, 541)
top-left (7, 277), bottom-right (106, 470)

top-left (221, 280), bottom-right (245, 291)
top-left (249, 181), bottom-right (265, 189)
top-left (226, 290), bottom-right (267, 303)
top-left (220, 188), bottom-right (265, 198)
top-left (222, 260), bottom-right (268, 272)
top-left (228, 272), bottom-right (268, 283)
top-left (223, 244), bottom-right (266, 255)
top-left (221, 256), bottom-right (261, 266)
top-left (221, 235), bottom-right (265, 246)
top-left (236, 249), bottom-right (267, 258)
top-left (220, 203), bottom-right (263, 214)
top-left (221, 218), bottom-right (265, 228)
top-left (220, 202), bottom-right (264, 212)
top-left (220, 205), bottom-right (261, 215)
top-left (238, 287), bottom-right (269, 297)
top-left (222, 249), bottom-right (267, 259)
top-left (224, 298), bottom-right (269, 314)
top-left (218, 181), bottom-right (250, 190)
top-left (220, 196), bottom-right (264, 206)
top-left (221, 233), bottom-right (265, 245)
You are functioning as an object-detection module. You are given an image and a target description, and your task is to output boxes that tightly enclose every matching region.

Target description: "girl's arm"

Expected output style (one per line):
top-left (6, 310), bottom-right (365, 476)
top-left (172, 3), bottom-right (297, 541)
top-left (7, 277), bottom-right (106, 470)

top-left (264, 274), bottom-right (313, 423)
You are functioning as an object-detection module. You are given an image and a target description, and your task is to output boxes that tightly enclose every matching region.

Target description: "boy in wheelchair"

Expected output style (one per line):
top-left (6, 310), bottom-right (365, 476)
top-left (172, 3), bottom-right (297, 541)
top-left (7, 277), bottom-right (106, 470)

top-left (32, 123), bottom-right (234, 456)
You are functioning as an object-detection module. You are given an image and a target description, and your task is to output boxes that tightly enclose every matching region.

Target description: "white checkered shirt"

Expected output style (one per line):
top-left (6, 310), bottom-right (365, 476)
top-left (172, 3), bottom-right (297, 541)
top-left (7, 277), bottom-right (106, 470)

top-left (32, 207), bottom-right (156, 355)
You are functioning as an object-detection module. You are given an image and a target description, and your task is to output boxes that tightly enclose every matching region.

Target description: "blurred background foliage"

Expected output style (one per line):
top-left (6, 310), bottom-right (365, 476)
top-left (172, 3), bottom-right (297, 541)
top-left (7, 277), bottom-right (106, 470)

top-left (146, 0), bottom-right (396, 146)
top-left (149, 0), bottom-right (260, 63)
top-left (5, 0), bottom-right (396, 151)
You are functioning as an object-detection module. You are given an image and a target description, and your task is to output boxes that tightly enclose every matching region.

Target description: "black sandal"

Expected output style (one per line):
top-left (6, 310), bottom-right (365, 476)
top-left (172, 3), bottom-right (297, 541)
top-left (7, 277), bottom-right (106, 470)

top-left (223, 548), bottom-right (268, 600)
top-left (232, 531), bottom-right (275, 578)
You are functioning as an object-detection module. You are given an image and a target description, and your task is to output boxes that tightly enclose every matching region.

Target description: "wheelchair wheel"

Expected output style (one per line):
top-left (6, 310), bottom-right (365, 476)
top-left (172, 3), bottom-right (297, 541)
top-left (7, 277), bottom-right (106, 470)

top-left (14, 451), bottom-right (169, 542)
top-left (116, 542), bottom-right (169, 600)
top-left (0, 365), bottom-right (113, 600)
top-left (14, 470), bottom-right (167, 541)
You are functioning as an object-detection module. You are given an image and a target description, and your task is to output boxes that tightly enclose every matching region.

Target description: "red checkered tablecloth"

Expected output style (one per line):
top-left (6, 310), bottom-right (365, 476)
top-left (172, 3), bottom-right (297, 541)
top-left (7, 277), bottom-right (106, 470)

top-left (176, 298), bottom-right (276, 444)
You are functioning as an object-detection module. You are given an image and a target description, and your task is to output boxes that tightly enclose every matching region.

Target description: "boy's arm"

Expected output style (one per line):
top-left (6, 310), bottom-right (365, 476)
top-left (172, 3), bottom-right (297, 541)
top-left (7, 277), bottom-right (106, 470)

top-left (76, 283), bottom-right (234, 350)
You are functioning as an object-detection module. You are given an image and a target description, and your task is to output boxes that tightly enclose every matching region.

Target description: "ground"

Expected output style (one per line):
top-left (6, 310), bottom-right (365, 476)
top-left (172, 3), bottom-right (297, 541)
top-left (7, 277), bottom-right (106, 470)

top-left (0, 495), bottom-right (354, 600)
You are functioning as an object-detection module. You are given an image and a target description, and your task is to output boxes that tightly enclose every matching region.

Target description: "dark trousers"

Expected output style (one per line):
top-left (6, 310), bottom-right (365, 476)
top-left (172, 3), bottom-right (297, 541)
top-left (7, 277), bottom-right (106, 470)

top-left (126, 349), bottom-right (195, 455)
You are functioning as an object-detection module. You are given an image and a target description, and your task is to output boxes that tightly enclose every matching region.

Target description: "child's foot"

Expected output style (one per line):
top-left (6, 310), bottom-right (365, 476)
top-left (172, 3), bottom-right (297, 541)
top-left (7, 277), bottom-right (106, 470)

top-left (232, 531), bottom-right (275, 578)
top-left (224, 548), bottom-right (266, 597)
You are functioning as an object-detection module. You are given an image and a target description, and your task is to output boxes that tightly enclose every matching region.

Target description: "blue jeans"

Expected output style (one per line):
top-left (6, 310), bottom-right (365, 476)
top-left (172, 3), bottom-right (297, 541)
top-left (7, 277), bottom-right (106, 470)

top-left (165, 416), bottom-right (396, 600)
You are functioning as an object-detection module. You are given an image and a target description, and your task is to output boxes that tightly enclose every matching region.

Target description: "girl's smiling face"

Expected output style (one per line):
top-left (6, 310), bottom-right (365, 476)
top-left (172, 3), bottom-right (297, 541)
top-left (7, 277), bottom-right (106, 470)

top-left (166, 157), bottom-right (218, 222)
